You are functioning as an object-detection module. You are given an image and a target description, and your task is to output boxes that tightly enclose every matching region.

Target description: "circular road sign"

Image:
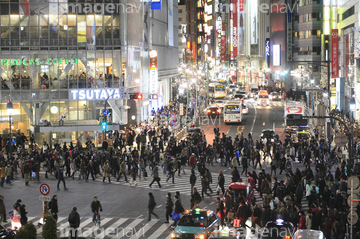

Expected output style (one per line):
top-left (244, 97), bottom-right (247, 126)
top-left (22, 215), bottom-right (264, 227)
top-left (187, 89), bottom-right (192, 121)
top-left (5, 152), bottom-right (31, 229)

top-left (170, 120), bottom-right (176, 126)
top-left (349, 176), bottom-right (360, 189)
top-left (40, 183), bottom-right (50, 196)
top-left (348, 194), bottom-right (360, 207)
top-left (192, 104), bottom-right (196, 108)
top-left (192, 98), bottom-right (196, 102)
top-left (102, 109), bottom-right (109, 116)
top-left (348, 211), bottom-right (359, 225)
top-left (170, 112), bottom-right (176, 118)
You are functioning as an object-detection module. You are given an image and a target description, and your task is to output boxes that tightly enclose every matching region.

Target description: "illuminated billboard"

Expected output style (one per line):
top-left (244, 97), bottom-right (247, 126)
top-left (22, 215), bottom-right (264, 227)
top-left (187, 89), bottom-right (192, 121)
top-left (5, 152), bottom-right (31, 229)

top-left (273, 44), bottom-right (281, 66)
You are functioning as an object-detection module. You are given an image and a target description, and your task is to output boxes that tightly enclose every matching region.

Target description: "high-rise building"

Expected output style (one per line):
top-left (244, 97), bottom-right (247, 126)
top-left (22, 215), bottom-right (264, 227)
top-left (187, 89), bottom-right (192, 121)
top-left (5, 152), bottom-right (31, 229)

top-left (0, 0), bottom-right (178, 145)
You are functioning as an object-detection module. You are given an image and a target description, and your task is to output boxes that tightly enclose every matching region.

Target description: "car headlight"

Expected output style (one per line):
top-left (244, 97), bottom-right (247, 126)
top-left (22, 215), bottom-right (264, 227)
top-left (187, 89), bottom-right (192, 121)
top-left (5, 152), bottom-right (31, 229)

top-left (171, 233), bottom-right (180, 238)
top-left (195, 234), bottom-right (205, 239)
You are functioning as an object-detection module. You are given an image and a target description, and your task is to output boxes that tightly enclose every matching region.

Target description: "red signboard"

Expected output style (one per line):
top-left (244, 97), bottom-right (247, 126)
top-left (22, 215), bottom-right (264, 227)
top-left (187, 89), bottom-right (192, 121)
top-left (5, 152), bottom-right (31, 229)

top-left (232, 0), bottom-right (237, 60)
top-left (221, 22), bottom-right (226, 63)
top-left (239, 0), bottom-right (244, 11)
top-left (192, 42), bottom-right (196, 60)
top-left (345, 34), bottom-right (349, 78)
top-left (331, 29), bottom-right (339, 78)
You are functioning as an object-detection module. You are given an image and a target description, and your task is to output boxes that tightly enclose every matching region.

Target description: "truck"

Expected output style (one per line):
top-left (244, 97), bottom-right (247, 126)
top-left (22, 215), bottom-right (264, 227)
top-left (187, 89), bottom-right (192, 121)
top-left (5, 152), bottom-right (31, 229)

top-left (284, 101), bottom-right (308, 133)
top-left (245, 83), bottom-right (258, 98)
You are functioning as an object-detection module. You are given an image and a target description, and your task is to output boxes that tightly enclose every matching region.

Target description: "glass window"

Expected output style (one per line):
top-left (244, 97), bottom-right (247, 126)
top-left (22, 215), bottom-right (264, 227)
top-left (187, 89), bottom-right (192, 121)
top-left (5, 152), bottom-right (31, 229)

top-left (1, 15), bottom-right (9, 26)
top-left (104, 16), bottom-right (111, 26)
top-left (1, 26), bottom-right (9, 38)
top-left (112, 16), bottom-right (119, 27)
top-left (30, 15), bottom-right (37, 26)
top-left (68, 15), bottom-right (76, 26)
top-left (95, 15), bottom-right (103, 26)
top-left (68, 101), bottom-right (78, 120)
top-left (10, 15), bottom-right (19, 26)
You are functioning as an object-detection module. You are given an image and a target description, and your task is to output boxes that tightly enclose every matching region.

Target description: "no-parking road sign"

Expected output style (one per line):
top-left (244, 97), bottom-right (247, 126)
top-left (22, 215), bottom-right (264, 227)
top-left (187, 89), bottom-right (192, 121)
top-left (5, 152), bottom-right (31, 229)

top-left (40, 183), bottom-right (50, 196)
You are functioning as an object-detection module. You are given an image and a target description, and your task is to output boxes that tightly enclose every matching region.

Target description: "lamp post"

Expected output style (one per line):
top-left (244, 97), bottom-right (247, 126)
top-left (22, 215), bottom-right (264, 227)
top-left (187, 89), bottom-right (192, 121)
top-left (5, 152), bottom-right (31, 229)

top-left (6, 100), bottom-right (13, 159)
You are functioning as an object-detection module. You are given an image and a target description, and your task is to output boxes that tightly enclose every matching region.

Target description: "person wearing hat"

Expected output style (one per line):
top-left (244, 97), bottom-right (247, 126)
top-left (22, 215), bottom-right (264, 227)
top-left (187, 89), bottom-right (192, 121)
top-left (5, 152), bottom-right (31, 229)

top-left (68, 207), bottom-right (80, 239)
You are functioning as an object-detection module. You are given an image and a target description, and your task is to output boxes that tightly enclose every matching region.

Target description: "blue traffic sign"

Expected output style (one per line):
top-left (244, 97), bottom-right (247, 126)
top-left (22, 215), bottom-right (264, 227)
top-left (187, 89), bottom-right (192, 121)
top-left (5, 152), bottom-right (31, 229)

top-left (170, 120), bottom-right (176, 126)
top-left (102, 109), bottom-right (109, 116)
top-left (192, 103), bottom-right (196, 108)
top-left (192, 98), bottom-right (196, 102)
top-left (170, 112), bottom-right (176, 118)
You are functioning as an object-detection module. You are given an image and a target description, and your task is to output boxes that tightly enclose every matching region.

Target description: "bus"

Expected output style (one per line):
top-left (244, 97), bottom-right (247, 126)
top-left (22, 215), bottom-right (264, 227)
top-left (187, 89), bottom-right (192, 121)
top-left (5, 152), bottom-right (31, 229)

top-left (224, 100), bottom-right (243, 124)
top-left (209, 83), bottom-right (227, 99)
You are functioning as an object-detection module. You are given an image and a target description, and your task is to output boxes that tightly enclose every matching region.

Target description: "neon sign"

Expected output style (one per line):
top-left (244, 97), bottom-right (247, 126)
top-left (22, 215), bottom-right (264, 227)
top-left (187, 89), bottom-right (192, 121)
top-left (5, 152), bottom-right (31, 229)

top-left (1, 58), bottom-right (80, 66)
top-left (70, 88), bottom-right (122, 101)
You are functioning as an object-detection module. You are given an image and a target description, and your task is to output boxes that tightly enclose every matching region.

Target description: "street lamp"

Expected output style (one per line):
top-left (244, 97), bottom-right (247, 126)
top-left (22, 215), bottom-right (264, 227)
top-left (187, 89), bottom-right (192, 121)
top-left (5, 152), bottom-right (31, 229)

top-left (6, 100), bottom-right (13, 159)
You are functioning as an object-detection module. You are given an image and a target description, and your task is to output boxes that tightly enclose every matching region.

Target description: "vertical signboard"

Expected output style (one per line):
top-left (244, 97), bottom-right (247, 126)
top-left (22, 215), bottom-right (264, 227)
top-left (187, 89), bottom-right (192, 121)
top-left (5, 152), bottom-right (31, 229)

top-left (216, 16), bottom-right (222, 65)
top-left (149, 50), bottom-right (158, 94)
top-left (221, 22), bottom-right (226, 64)
top-left (273, 45), bottom-right (281, 66)
top-left (250, 0), bottom-right (257, 44)
top-left (151, 0), bottom-right (161, 10)
top-left (211, 29), bottom-right (215, 58)
top-left (238, 0), bottom-right (245, 55)
top-left (265, 38), bottom-right (270, 68)
top-left (345, 34), bottom-right (349, 78)
top-left (331, 29), bottom-right (339, 78)
top-left (168, 0), bottom-right (174, 46)
top-left (287, 0), bottom-right (293, 61)
top-left (231, 0), bottom-right (237, 60)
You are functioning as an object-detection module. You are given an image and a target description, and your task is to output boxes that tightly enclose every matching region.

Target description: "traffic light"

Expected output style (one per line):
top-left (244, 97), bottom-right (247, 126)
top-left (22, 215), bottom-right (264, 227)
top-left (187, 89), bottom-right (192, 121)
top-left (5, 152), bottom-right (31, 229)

top-left (130, 93), bottom-right (143, 100)
top-left (101, 121), bottom-right (107, 130)
top-left (150, 94), bottom-right (158, 99)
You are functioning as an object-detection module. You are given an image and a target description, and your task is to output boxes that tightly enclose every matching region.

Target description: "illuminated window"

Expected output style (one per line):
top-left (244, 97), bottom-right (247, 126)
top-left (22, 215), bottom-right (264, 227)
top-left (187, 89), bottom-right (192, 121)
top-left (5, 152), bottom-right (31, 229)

top-left (317, 30), bottom-right (321, 38)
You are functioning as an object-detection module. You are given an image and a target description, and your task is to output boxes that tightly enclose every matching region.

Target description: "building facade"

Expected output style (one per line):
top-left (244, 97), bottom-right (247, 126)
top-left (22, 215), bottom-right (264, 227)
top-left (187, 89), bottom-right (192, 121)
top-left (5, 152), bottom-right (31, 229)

top-left (0, 0), bottom-right (178, 145)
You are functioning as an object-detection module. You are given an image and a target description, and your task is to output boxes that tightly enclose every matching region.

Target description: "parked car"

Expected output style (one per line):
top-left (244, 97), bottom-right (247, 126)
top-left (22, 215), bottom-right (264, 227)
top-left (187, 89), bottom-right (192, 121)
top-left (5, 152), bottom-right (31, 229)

top-left (260, 219), bottom-right (295, 239)
top-left (223, 182), bottom-right (255, 206)
top-left (269, 92), bottom-right (281, 101)
top-left (293, 229), bottom-right (325, 239)
top-left (187, 127), bottom-right (204, 137)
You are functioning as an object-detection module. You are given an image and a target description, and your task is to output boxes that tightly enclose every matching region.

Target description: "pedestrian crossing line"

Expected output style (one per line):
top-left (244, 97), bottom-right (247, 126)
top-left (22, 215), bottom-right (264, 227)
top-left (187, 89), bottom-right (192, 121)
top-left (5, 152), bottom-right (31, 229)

top-left (2, 216), bottom-right (36, 229)
top-left (77, 218), bottom-right (94, 237)
top-left (112, 218), bottom-right (143, 239)
top-left (146, 223), bottom-right (171, 239)
top-left (128, 219), bottom-right (159, 239)
top-left (91, 218), bottom-right (113, 239)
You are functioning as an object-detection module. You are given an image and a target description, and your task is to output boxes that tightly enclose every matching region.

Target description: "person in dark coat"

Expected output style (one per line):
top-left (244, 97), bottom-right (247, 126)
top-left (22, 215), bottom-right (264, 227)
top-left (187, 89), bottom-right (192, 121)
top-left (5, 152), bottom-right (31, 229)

top-left (68, 207), bottom-right (80, 239)
top-left (149, 164), bottom-right (161, 188)
top-left (215, 197), bottom-right (225, 225)
top-left (20, 205), bottom-right (28, 226)
top-left (241, 156), bottom-right (248, 175)
top-left (164, 193), bottom-right (173, 223)
top-left (57, 167), bottom-right (67, 190)
top-left (217, 170), bottom-right (225, 195)
top-left (148, 193), bottom-right (159, 221)
top-left (236, 200), bottom-right (250, 228)
top-left (50, 195), bottom-right (59, 223)
top-left (172, 195), bottom-right (184, 228)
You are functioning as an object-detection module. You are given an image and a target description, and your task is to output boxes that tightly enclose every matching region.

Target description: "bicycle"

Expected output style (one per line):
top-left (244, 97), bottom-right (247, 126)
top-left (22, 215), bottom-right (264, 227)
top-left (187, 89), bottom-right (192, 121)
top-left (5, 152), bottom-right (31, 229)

top-left (93, 210), bottom-right (101, 226)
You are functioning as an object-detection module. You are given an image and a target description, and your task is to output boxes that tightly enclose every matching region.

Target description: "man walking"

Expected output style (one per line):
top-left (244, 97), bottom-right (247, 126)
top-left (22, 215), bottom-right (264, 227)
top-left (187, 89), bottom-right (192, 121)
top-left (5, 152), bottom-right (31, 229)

top-left (164, 193), bottom-right (173, 223)
top-left (148, 193), bottom-right (159, 221)
top-left (57, 167), bottom-right (67, 190)
top-left (49, 195), bottom-right (59, 227)
top-left (149, 163), bottom-right (161, 188)
top-left (68, 207), bottom-right (80, 239)
top-left (91, 197), bottom-right (102, 225)
top-left (117, 160), bottom-right (128, 182)
top-left (190, 170), bottom-right (196, 195)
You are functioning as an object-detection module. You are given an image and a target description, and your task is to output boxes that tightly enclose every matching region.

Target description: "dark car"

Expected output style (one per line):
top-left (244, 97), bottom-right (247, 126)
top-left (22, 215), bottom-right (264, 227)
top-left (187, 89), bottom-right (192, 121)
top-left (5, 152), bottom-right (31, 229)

top-left (205, 105), bottom-right (223, 117)
top-left (0, 225), bottom-right (16, 239)
top-left (260, 219), bottom-right (295, 239)
top-left (260, 129), bottom-right (276, 142)
top-left (223, 182), bottom-right (255, 206)
top-left (269, 92), bottom-right (281, 101)
top-left (232, 93), bottom-right (246, 100)
top-left (187, 127), bottom-right (204, 137)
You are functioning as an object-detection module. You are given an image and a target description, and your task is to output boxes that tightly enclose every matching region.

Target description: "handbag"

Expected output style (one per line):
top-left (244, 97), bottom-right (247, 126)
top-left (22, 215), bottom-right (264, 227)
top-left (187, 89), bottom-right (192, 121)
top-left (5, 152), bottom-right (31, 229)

top-left (227, 212), bottom-right (234, 219)
top-left (171, 212), bottom-right (180, 222)
top-left (233, 218), bottom-right (241, 227)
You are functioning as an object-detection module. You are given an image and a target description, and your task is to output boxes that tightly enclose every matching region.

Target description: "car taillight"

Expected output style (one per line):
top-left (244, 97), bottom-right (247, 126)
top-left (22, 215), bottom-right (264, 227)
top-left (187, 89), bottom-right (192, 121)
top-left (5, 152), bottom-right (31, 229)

top-left (207, 110), bottom-right (211, 112)
top-left (217, 109), bottom-right (221, 113)
top-left (284, 236), bottom-right (290, 239)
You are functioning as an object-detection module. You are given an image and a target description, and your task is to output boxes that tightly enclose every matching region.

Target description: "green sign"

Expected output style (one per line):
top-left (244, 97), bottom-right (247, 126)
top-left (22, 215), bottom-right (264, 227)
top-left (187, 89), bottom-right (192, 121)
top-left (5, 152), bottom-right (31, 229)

top-left (1, 58), bottom-right (80, 66)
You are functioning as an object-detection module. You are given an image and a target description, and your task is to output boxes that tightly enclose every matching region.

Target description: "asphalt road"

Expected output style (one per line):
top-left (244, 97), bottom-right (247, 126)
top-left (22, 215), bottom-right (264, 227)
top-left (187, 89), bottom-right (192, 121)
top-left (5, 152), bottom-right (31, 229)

top-left (1, 98), bottom-right (294, 239)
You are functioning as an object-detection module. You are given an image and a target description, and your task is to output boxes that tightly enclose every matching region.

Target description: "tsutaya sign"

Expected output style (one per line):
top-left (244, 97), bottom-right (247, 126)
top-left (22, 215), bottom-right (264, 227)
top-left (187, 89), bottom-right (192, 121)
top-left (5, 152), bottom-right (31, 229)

top-left (1, 58), bottom-right (80, 66)
top-left (70, 88), bottom-right (122, 101)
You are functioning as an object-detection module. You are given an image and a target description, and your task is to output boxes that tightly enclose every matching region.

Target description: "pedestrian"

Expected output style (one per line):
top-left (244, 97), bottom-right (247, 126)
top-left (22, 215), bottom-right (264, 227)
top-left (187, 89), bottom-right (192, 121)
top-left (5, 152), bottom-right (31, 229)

top-left (102, 161), bottom-right (111, 183)
top-left (0, 195), bottom-right (6, 223)
top-left (49, 195), bottom-right (59, 225)
top-left (23, 161), bottom-right (30, 186)
top-left (189, 153), bottom-right (196, 170)
top-left (57, 166), bottom-right (67, 190)
top-left (171, 195), bottom-right (184, 228)
top-left (164, 193), bottom-right (173, 224)
top-left (215, 197), bottom-right (225, 226)
top-left (20, 205), bottom-right (28, 226)
top-left (68, 207), bottom-right (80, 239)
top-left (166, 159), bottom-right (175, 184)
top-left (129, 165), bottom-right (138, 186)
top-left (190, 170), bottom-right (196, 195)
top-left (117, 160), bottom-right (128, 182)
top-left (5, 164), bottom-right (11, 184)
top-left (217, 170), bottom-right (225, 195)
top-left (91, 196), bottom-right (102, 225)
top-left (0, 165), bottom-right (5, 187)
top-left (190, 187), bottom-right (202, 209)
top-left (149, 163), bottom-right (161, 188)
top-left (241, 155), bottom-right (248, 175)
top-left (298, 211), bottom-right (306, 229)
top-left (148, 192), bottom-right (159, 221)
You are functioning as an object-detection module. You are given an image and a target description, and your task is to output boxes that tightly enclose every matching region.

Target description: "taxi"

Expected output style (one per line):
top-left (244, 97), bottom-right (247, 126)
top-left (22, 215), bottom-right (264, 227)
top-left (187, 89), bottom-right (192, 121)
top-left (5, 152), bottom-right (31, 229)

top-left (296, 131), bottom-right (310, 142)
top-left (204, 105), bottom-right (223, 117)
top-left (170, 209), bottom-right (220, 239)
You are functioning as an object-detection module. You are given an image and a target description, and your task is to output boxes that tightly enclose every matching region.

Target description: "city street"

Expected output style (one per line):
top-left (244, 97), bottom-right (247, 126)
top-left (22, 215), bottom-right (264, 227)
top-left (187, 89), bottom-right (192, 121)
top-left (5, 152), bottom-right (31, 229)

top-left (1, 100), bottom-right (314, 239)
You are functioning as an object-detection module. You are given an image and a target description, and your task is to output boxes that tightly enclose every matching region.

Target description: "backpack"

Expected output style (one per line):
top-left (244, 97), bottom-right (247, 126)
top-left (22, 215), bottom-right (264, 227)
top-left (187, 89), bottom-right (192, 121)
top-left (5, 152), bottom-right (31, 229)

top-left (68, 212), bottom-right (76, 224)
top-left (48, 200), bottom-right (52, 210)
